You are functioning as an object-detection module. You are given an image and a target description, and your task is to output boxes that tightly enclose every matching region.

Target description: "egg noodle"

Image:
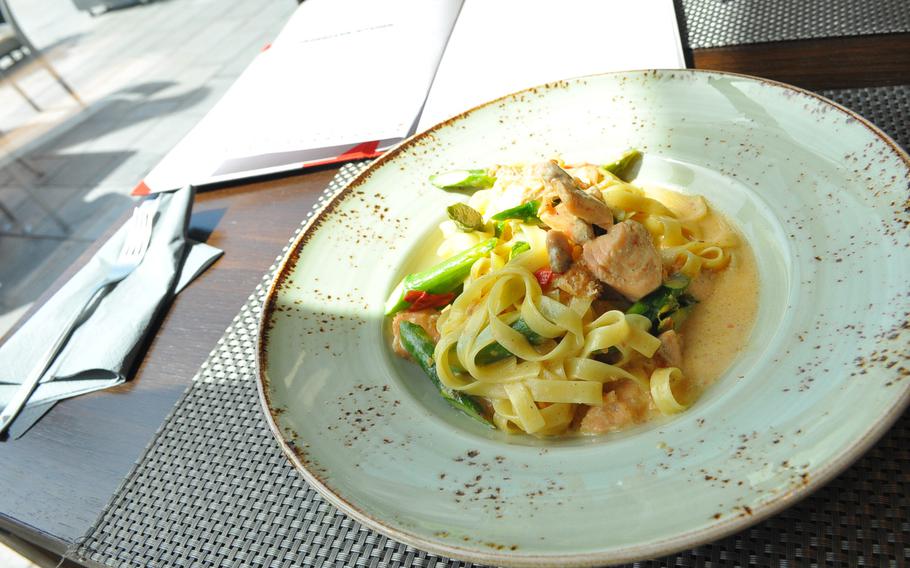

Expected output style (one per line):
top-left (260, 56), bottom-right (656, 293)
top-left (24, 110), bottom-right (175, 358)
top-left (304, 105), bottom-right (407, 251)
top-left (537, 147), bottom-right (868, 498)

top-left (390, 157), bottom-right (742, 436)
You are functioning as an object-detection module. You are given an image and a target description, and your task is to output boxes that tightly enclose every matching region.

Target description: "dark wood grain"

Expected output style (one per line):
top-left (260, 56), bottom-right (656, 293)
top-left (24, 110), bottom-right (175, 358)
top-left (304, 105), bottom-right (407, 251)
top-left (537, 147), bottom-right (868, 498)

top-left (0, 166), bottom-right (340, 554)
top-left (692, 33), bottom-right (910, 90)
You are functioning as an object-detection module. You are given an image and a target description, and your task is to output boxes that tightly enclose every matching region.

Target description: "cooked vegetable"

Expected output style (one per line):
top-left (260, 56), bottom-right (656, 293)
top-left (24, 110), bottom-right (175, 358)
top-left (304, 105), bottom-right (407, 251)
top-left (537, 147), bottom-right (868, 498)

top-left (404, 290), bottom-right (455, 311)
top-left (398, 321), bottom-right (493, 426)
top-left (509, 241), bottom-right (530, 260)
top-left (383, 150), bottom-right (755, 437)
top-left (430, 169), bottom-right (496, 190)
top-left (601, 149), bottom-right (642, 182)
top-left (491, 200), bottom-right (541, 224)
top-left (385, 238), bottom-right (498, 315)
top-left (663, 272), bottom-right (690, 290)
top-left (660, 298), bottom-right (696, 333)
top-left (626, 273), bottom-right (698, 333)
top-left (446, 203), bottom-right (485, 232)
top-left (534, 268), bottom-right (555, 289)
top-left (545, 230), bottom-right (573, 273)
top-left (474, 318), bottom-right (545, 366)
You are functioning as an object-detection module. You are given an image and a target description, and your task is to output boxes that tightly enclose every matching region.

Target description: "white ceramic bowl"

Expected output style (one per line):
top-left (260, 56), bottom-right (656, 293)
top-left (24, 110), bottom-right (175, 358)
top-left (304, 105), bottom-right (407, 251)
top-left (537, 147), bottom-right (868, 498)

top-left (257, 70), bottom-right (910, 567)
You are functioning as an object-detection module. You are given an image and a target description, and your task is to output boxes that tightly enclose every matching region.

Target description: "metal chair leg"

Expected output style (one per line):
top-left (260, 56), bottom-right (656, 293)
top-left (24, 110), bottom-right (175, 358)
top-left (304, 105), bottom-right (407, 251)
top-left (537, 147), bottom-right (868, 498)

top-left (0, 64), bottom-right (41, 112)
top-left (0, 196), bottom-right (22, 230)
top-left (27, 48), bottom-right (85, 108)
top-left (0, 0), bottom-right (85, 108)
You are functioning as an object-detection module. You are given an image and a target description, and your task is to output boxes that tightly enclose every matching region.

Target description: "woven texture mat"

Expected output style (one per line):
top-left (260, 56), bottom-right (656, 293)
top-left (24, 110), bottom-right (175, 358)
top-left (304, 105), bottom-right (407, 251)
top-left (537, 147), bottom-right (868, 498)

top-left (73, 87), bottom-right (909, 568)
top-left (680, 0), bottom-right (910, 48)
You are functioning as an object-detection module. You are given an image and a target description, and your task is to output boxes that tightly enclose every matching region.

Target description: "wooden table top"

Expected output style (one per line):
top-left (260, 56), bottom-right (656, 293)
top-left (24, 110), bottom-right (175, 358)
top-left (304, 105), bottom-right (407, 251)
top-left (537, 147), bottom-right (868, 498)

top-left (1, 34), bottom-right (907, 559)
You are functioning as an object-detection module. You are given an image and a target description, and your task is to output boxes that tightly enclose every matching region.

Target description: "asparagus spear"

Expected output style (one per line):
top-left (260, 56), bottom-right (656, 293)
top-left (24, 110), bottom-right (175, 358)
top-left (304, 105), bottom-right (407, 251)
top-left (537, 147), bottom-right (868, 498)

top-left (446, 318), bottom-right (545, 372)
top-left (490, 200), bottom-right (541, 224)
top-left (602, 149), bottom-right (642, 182)
top-left (473, 318), bottom-right (545, 366)
top-left (398, 321), bottom-right (493, 427)
top-left (446, 203), bottom-right (485, 232)
top-left (385, 238), bottom-right (498, 315)
top-left (430, 169), bottom-right (496, 191)
top-left (509, 241), bottom-right (530, 260)
top-left (626, 273), bottom-right (698, 333)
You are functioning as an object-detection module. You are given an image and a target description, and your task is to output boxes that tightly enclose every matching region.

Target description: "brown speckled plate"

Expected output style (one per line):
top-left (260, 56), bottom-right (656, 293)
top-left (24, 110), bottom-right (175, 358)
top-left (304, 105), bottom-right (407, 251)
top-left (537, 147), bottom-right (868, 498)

top-left (257, 70), bottom-right (910, 567)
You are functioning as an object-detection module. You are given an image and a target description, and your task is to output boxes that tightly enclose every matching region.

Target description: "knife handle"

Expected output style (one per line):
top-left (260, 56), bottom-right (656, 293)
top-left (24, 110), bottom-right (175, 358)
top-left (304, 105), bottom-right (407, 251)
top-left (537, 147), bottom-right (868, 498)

top-left (0, 284), bottom-right (104, 437)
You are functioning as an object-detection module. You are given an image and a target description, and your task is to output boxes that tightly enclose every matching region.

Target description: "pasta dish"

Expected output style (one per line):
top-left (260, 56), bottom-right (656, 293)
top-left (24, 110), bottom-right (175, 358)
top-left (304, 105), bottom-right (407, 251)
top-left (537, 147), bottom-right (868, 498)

top-left (385, 151), bottom-right (758, 436)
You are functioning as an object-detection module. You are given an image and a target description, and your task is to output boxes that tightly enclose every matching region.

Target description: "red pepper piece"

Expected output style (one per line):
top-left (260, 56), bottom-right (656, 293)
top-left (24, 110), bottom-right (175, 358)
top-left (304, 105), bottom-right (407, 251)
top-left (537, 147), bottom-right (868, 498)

top-left (404, 290), bottom-right (455, 311)
top-left (534, 268), bottom-right (555, 289)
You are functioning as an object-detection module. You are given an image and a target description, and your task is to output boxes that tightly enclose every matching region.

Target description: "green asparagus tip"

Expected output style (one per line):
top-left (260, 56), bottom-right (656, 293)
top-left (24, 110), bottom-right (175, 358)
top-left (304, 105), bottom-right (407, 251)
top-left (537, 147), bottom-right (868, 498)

top-left (490, 200), bottom-right (541, 224)
top-left (447, 203), bottom-right (485, 232)
top-left (398, 321), bottom-right (493, 427)
top-left (430, 169), bottom-right (496, 191)
top-left (509, 241), bottom-right (530, 260)
top-left (384, 238), bottom-right (498, 316)
top-left (602, 149), bottom-right (642, 182)
top-left (384, 279), bottom-right (408, 315)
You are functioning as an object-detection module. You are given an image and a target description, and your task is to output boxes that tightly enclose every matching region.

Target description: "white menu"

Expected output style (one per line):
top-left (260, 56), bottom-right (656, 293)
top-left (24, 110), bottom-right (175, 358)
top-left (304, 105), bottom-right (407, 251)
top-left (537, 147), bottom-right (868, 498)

top-left (137, 0), bottom-right (684, 195)
top-left (418, 0), bottom-right (686, 131)
top-left (139, 0), bottom-right (462, 194)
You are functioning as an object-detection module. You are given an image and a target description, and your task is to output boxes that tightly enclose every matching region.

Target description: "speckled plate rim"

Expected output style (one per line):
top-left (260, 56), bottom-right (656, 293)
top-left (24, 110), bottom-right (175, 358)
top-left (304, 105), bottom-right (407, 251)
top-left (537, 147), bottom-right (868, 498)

top-left (256, 69), bottom-right (910, 567)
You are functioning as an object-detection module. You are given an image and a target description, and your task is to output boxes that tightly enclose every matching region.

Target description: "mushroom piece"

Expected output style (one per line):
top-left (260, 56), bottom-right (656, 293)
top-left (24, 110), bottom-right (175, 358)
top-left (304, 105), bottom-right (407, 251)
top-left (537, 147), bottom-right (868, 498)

top-left (545, 230), bottom-right (574, 273)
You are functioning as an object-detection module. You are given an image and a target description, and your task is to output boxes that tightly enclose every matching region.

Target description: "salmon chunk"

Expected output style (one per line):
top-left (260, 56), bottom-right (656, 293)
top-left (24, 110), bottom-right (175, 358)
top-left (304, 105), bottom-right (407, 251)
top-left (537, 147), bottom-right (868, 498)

top-left (533, 162), bottom-right (613, 230)
top-left (539, 204), bottom-right (594, 244)
top-left (391, 310), bottom-right (440, 358)
top-left (655, 330), bottom-right (683, 367)
top-left (553, 261), bottom-right (602, 299)
top-left (582, 220), bottom-right (662, 301)
top-left (564, 164), bottom-right (605, 188)
top-left (578, 379), bottom-right (651, 434)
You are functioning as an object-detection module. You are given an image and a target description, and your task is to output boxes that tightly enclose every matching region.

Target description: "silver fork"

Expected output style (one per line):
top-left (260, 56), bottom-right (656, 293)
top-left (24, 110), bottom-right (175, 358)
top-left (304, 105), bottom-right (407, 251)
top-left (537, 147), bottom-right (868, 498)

top-left (0, 200), bottom-right (157, 436)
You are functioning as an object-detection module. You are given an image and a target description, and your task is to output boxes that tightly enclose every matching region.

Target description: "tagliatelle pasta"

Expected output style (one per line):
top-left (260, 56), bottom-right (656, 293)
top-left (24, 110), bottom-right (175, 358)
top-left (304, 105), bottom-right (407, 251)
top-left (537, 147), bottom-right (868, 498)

top-left (433, 265), bottom-right (655, 434)
top-left (387, 152), bottom-right (758, 436)
top-left (650, 367), bottom-right (689, 415)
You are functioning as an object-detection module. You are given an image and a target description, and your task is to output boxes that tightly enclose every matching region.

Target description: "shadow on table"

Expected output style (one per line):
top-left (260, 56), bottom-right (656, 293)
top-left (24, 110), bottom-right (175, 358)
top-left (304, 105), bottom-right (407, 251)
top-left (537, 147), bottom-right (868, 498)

top-left (0, 79), bottom-right (212, 332)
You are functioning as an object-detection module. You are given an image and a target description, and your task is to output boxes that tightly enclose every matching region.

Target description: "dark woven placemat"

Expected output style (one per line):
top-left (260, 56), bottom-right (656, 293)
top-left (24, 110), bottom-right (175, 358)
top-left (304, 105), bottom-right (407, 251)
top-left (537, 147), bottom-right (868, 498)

top-left (71, 87), bottom-right (910, 568)
top-left (681, 0), bottom-right (910, 49)
top-left (821, 85), bottom-right (910, 151)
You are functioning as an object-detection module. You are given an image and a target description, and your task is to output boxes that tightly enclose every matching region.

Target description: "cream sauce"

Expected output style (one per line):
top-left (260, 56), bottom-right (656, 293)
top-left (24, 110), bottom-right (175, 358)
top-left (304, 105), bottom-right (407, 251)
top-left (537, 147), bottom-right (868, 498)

top-left (576, 191), bottom-right (759, 434)
top-left (676, 208), bottom-right (759, 398)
